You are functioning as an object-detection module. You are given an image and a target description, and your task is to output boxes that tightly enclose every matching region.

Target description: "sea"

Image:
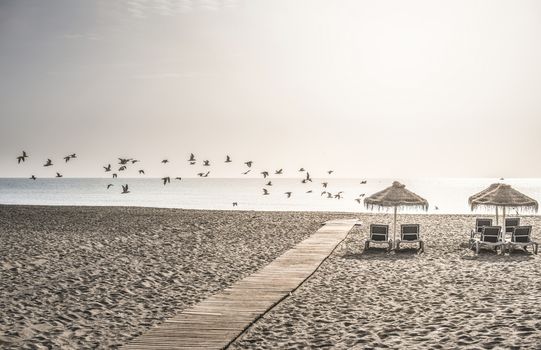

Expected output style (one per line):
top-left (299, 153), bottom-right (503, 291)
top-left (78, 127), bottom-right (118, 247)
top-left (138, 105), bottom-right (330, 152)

top-left (1, 178), bottom-right (540, 215)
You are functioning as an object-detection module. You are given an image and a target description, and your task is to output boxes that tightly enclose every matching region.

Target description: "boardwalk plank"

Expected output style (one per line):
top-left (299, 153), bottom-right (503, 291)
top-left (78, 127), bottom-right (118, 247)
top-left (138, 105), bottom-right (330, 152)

top-left (121, 219), bottom-right (359, 350)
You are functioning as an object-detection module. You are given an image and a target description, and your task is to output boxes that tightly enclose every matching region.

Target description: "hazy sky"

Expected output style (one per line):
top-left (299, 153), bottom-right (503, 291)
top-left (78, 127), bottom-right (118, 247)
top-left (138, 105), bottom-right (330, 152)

top-left (1, 0), bottom-right (541, 178)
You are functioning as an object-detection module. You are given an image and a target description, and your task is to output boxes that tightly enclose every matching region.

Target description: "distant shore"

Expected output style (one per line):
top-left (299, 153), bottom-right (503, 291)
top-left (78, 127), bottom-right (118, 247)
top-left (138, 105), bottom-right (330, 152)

top-left (1, 205), bottom-right (540, 349)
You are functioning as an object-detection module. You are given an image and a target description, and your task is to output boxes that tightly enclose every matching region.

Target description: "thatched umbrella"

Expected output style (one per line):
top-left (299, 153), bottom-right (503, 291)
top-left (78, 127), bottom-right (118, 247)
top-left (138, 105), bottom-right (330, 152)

top-left (469, 183), bottom-right (504, 223)
top-left (364, 181), bottom-right (429, 241)
top-left (469, 183), bottom-right (538, 233)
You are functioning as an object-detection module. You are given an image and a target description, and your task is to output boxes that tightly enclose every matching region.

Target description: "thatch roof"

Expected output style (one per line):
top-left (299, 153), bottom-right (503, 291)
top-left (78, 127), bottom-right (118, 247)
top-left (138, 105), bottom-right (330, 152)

top-left (469, 183), bottom-right (538, 212)
top-left (364, 181), bottom-right (429, 211)
top-left (468, 183), bottom-right (503, 205)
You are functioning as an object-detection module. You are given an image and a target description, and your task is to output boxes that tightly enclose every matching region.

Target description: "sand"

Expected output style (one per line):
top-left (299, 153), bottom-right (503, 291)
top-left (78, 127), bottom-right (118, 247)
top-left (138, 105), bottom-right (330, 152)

top-left (2, 207), bottom-right (541, 349)
top-left (231, 213), bottom-right (541, 349)
top-left (0, 205), bottom-right (349, 349)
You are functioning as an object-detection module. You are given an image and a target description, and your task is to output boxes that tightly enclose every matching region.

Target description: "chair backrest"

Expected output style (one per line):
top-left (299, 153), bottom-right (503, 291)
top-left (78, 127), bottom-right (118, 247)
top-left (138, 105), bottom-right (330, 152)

top-left (401, 224), bottom-right (420, 241)
top-left (370, 224), bottom-right (389, 241)
top-left (476, 218), bottom-right (493, 233)
top-left (481, 226), bottom-right (501, 243)
top-left (512, 225), bottom-right (532, 243)
top-left (505, 217), bottom-right (520, 233)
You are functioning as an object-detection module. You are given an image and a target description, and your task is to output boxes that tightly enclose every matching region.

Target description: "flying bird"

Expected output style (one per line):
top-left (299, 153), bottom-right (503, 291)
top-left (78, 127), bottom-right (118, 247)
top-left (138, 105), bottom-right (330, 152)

top-left (298, 168), bottom-right (305, 172)
top-left (435, 206), bottom-right (439, 210)
top-left (275, 169), bottom-right (283, 175)
top-left (30, 175), bottom-right (36, 180)
top-left (107, 184), bottom-right (114, 189)
top-left (162, 159), bottom-right (169, 164)
top-left (355, 198), bottom-right (362, 204)
top-left (261, 171), bottom-right (269, 178)
top-left (121, 184), bottom-right (130, 194)
top-left (64, 154), bottom-right (76, 162)
top-left (175, 177), bottom-right (182, 181)
top-left (203, 160), bottom-right (210, 166)
top-left (360, 180), bottom-right (367, 184)
top-left (285, 192), bottom-right (292, 198)
top-left (242, 169), bottom-right (251, 175)
top-left (262, 188), bottom-right (270, 195)
top-left (188, 153), bottom-right (196, 162)
top-left (56, 172), bottom-right (63, 178)
top-left (266, 181), bottom-right (272, 186)
top-left (327, 170), bottom-right (334, 175)
top-left (306, 190), bottom-right (313, 193)
top-left (334, 191), bottom-right (343, 199)
top-left (17, 151), bottom-right (29, 164)
top-left (119, 166), bottom-right (127, 171)
top-left (322, 182), bottom-right (328, 188)
top-left (162, 177), bottom-right (171, 185)
top-left (138, 170), bottom-right (145, 175)
top-left (305, 172), bottom-right (312, 182)
top-left (112, 173), bottom-right (117, 178)
top-left (321, 191), bottom-right (327, 196)
top-left (225, 155), bottom-right (232, 163)
top-left (43, 159), bottom-right (53, 167)
top-left (104, 164), bottom-right (111, 172)
top-left (190, 162), bottom-right (196, 165)
top-left (244, 161), bottom-right (253, 168)
top-left (327, 192), bottom-right (333, 198)
top-left (232, 202), bottom-right (238, 207)
top-left (131, 159), bottom-right (139, 164)
top-left (197, 171), bottom-right (210, 177)
top-left (118, 158), bottom-right (130, 165)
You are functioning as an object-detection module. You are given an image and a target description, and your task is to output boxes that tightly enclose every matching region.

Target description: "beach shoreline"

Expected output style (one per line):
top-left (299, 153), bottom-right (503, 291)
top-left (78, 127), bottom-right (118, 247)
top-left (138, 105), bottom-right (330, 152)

top-left (1, 205), bottom-right (540, 349)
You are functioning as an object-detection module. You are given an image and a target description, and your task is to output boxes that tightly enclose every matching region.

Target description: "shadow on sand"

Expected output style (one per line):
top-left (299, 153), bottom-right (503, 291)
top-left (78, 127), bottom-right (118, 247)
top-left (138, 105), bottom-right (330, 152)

top-left (342, 247), bottom-right (421, 261)
top-left (461, 248), bottom-right (536, 262)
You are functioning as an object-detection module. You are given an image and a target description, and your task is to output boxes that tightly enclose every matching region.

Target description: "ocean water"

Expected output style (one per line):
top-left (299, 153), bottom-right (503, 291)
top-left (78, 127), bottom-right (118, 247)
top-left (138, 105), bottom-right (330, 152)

top-left (0, 178), bottom-right (540, 214)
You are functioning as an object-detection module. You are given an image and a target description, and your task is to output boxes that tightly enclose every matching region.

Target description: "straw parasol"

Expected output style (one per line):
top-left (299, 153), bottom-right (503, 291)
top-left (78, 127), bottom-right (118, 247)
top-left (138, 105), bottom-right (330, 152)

top-left (469, 183), bottom-right (538, 233)
top-left (364, 181), bottom-right (429, 241)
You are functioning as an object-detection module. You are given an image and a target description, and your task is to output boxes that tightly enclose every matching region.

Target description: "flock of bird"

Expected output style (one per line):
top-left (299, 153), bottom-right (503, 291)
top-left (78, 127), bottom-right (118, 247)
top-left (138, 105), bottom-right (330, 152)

top-left (15, 151), bottom-right (370, 206)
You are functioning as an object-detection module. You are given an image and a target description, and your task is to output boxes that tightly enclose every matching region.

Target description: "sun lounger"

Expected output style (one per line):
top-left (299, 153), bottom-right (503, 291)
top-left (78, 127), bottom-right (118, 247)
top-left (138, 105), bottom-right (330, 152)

top-left (396, 224), bottom-right (424, 252)
top-left (470, 218), bottom-right (493, 247)
top-left (507, 226), bottom-right (538, 254)
top-left (365, 224), bottom-right (392, 252)
top-left (504, 217), bottom-right (520, 239)
top-left (474, 226), bottom-right (505, 255)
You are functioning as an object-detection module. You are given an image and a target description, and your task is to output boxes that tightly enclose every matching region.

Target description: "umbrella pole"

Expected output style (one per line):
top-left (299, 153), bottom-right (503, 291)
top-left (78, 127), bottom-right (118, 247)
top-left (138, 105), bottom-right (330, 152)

top-left (496, 206), bottom-right (499, 225)
top-left (393, 206), bottom-right (397, 243)
top-left (502, 206), bottom-right (506, 240)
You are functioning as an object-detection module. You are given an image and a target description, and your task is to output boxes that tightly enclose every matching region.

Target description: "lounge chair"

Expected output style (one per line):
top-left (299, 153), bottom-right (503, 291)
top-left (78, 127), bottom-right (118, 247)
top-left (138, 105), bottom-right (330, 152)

top-left (470, 218), bottom-right (493, 247)
top-left (473, 226), bottom-right (505, 255)
top-left (507, 226), bottom-right (538, 254)
top-left (365, 224), bottom-right (392, 252)
top-left (396, 224), bottom-right (424, 252)
top-left (504, 217), bottom-right (520, 238)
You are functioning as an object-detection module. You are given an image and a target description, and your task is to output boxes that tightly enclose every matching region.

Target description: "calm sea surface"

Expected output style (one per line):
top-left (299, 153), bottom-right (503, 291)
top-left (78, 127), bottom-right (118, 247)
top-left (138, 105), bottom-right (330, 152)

top-left (0, 178), bottom-right (540, 214)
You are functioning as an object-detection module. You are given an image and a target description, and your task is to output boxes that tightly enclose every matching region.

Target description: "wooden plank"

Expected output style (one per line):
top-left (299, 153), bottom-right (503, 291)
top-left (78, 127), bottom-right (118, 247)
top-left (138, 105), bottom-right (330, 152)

top-left (121, 219), bottom-right (359, 350)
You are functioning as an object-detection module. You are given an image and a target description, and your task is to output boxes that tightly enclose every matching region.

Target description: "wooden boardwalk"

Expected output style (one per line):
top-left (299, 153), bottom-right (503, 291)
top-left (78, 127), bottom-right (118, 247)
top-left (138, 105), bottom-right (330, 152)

top-left (122, 219), bottom-right (359, 350)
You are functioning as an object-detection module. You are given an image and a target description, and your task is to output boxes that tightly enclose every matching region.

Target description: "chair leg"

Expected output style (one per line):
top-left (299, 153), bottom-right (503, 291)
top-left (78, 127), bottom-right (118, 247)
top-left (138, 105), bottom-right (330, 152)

top-left (535, 243), bottom-right (538, 255)
top-left (395, 241), bottom-right (400, 252)
top-left (420, 241), bottom-right (424, 253)
top-left (365, 241), bottom-right (369, 250)
top-left (475, 242), bottom-right (479, 255)
top-left (388, 241), bottom-right (392, 252)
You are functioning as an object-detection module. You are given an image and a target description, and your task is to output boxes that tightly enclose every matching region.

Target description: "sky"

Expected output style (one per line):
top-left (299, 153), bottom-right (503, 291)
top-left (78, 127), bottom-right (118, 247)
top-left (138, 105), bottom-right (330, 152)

top-left (1, 0), bottom-right (541, 178)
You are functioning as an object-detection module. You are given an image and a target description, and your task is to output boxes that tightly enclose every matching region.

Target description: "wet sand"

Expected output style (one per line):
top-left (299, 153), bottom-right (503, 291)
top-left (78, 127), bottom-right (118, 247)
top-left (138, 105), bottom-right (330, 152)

top-left (232, 213), bottom-right (541, 350)
top-left (2, 206), bottom-right (541, 349)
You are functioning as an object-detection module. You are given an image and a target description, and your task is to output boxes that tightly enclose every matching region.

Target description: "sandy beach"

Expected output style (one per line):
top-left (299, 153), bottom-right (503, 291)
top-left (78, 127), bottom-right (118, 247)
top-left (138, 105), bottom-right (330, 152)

top-left (232, 213), bottom-right (541, 349)
top-left (0, 205), bottom-right (349, 349)
top-left (2, 206), bottom-right (541, 349)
